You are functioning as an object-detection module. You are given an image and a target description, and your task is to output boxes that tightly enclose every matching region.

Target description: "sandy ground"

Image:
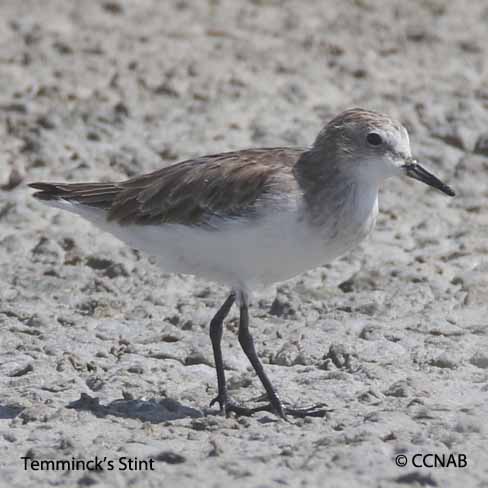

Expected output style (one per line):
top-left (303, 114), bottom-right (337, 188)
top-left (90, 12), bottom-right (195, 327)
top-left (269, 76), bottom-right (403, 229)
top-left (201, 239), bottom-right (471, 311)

top-left (1, 0), bottom-right (488, 486)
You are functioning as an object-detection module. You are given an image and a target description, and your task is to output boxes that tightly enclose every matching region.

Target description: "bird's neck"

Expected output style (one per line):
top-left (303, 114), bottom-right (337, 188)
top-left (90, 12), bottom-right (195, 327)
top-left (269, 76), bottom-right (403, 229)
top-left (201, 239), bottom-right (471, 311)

top-left (294, 150), bottom-right (380, 229)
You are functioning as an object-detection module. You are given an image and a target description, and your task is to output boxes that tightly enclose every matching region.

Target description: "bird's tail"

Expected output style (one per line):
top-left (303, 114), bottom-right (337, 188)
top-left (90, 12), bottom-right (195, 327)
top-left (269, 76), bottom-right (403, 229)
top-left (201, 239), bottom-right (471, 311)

top-left (29, 182), bottom-right (121, 210)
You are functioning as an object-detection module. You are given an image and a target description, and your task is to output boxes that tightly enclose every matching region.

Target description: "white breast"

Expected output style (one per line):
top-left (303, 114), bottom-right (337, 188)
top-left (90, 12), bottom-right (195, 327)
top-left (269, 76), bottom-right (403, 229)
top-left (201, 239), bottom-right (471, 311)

top-left (105, 195), bottom-right (377, 291)
top-left (45, 183), bottom-right (379, 293)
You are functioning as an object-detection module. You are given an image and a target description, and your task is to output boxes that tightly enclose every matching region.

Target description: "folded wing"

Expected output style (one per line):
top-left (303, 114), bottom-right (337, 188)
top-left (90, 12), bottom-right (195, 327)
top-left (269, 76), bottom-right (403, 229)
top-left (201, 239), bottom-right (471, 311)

top-left (30, 147), bottom-right (302, 226)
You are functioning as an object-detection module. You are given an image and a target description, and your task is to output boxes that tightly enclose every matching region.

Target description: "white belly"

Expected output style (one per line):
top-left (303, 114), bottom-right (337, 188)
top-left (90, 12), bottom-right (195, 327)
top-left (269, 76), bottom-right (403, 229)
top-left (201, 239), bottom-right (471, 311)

top-left (112, 212), bottom-right (329, 289)
top-left (46, 189), bottom-right (378, 292)
top-left (104, 201), bottom-right (377, 290)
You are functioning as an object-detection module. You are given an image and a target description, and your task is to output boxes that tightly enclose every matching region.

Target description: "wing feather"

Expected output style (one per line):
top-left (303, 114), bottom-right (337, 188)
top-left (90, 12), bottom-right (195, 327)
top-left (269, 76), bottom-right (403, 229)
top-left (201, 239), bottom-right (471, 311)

top-left (30, 147), bottom-right (303, 226)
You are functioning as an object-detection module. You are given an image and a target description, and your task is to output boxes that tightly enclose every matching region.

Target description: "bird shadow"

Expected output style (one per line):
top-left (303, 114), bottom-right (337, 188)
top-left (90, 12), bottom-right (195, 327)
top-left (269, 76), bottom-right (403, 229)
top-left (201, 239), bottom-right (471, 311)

top-left (67, 393), bottom-right (203, 423)
top-left (0, 403), bottom-right (25, 420)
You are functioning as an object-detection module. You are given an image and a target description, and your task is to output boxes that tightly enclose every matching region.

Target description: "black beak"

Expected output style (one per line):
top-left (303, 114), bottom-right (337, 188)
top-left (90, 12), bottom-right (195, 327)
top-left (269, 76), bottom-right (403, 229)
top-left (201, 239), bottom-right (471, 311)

top-left (403, 160), bottom-right (455, 197)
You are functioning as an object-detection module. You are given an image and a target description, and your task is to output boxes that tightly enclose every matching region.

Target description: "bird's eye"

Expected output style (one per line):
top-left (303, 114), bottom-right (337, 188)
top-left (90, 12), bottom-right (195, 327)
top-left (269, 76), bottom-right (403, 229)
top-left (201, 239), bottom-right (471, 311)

top-left (366, 132), bottom-right (383, 146)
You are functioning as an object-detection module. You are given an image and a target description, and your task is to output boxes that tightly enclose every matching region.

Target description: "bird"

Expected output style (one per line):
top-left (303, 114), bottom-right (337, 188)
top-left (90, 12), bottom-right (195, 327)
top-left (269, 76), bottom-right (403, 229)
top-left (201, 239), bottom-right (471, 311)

top-left (29, 108), bottom-right (455, 419)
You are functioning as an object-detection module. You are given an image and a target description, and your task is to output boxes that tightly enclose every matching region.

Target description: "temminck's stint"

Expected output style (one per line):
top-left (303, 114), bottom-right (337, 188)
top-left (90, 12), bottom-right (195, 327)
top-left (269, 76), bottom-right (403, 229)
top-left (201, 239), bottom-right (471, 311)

top-left (30, 108), bottom-right (455, 419)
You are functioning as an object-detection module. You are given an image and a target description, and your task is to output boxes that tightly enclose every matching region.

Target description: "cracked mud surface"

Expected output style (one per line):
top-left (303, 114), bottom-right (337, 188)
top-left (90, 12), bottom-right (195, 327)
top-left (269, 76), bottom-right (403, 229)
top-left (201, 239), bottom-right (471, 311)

top-left (1, 1), bottom-right (488, 487)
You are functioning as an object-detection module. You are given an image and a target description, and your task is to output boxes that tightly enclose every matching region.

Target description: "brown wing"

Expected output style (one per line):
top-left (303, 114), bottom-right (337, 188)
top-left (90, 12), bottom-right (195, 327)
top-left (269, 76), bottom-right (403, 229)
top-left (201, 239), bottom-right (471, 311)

top-left (30, 147), bottom-right (303, 226)
top-left (29, 182), bottom-right (121, 208)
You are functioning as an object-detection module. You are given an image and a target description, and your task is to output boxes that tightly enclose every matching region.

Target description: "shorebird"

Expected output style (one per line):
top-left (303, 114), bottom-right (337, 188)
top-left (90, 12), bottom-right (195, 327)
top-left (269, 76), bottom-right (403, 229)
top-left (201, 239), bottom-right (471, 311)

top-left (30, 108), bottom-right (455, 419)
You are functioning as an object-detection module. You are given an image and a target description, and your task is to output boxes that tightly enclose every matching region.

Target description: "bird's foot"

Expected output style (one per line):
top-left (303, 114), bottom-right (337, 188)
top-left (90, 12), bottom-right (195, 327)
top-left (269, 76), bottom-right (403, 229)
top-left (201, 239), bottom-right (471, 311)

top-left (281, 402), bottom-right (330, 418)
top-left (209, 393), bottom-right (329, 419)
top-left (209, 393), bottom-right (260, 417)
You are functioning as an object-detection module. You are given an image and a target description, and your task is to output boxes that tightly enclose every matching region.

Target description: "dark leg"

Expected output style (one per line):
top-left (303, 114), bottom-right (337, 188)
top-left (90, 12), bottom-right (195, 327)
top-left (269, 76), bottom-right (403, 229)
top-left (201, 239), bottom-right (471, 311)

top-left (208, 293), bottom-right (235, 415)
top-left (237, 303), bottom-right (287, 419)
top-left (209, 293), bottom-right (329, 419)
top-left (235, 301), bottom-right (330, 419)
